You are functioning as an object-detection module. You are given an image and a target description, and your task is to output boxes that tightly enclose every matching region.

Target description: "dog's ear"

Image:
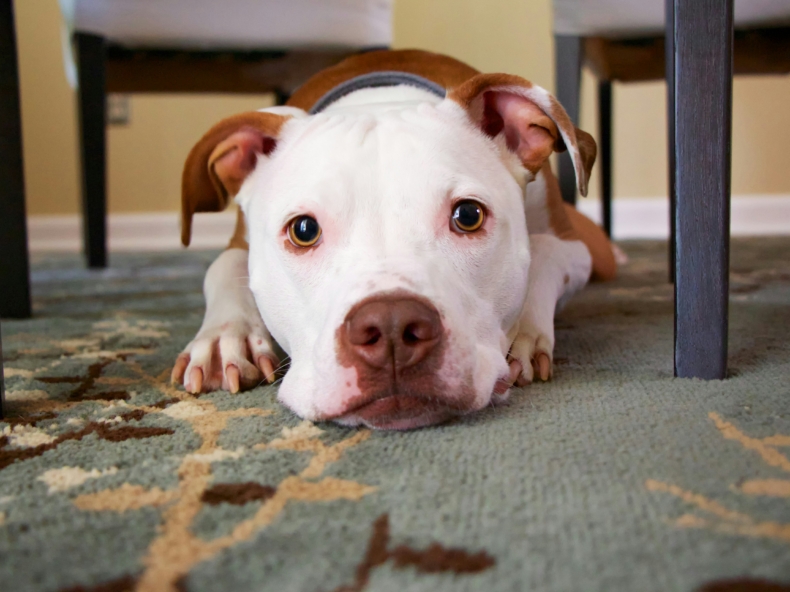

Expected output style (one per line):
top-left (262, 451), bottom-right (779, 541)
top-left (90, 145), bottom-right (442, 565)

top-left (448, 74), bottom-right (596, 196)
top-left (181, 111), bottom-right (292, 246)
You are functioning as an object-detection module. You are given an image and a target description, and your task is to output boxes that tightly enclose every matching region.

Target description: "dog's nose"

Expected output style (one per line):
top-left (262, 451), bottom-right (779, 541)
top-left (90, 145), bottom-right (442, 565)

top-left (343, 296), bottom-right (443, 370)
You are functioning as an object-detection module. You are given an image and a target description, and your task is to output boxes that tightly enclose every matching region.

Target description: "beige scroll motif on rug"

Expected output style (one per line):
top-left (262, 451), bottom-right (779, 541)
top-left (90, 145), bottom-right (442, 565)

top-left (64, 361), bottom-right (377, 592)
top-left (647, 412), bottom-right (790, 542)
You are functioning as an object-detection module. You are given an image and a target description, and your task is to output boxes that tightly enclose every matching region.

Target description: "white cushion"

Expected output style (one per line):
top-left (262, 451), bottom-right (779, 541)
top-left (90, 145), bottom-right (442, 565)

top-left (62, 0), bottom-right (392, 49)
top-left (554, 0), bottom-right (790, 36)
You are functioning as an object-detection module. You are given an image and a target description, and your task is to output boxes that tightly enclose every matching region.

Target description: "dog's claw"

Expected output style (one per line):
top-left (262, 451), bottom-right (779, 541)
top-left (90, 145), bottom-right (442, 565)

top-left (508, 359), bottom-right (523, 384)
top-left (257, 356), bottom-right (276, 384)
top-left (536, 353), bottom-right (551, 381)
top-left (171, 353), bottom-right (190, 384)
top-left (225, 365), bottom-right (241, 393)
top-left (188, 367), bottom-right (204, 394)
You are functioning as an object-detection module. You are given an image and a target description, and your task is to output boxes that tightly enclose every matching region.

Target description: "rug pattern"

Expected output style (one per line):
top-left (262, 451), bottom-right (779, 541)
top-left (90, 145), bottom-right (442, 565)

top-left (1, 240), bottom-right (789, 592)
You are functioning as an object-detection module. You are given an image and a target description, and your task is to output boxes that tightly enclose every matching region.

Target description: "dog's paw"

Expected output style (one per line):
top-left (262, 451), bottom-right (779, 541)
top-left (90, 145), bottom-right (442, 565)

top-left (509, 328), bottom-right (553, 386)
top-left (171, 322), bottom-right (278, 394)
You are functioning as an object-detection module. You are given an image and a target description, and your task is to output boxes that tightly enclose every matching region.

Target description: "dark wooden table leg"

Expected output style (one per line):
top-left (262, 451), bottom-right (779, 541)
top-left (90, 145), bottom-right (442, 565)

top-left (555, 34), bottom-right (583, 205)
top-left (0, 0), bottom-right (32, 320)
top-left (598, 80), bottom-right (613, 236)
top-left (666, 0), bottom-right (677, 283)
top-left (670, 0), bottom-right (733, 379)
top-left (0, 322), bottom-right (5, 420)
top-left (76, 33), bottom-right (108, 269)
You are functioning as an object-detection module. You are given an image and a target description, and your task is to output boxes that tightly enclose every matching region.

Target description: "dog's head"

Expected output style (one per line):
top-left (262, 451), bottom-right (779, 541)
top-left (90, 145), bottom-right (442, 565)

top-left (182, 74), bottom-right (595, 430)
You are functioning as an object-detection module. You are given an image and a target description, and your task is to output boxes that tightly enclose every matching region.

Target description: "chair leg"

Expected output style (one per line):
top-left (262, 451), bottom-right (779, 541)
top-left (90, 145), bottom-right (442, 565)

top-left (669, 0), bottom-right (733, 380)
top-left (0, 322), bottom-right (5, 419)
top-left (666, 0), bottom-right (677, 283)
top-left (555, 35), bottom-right (583, 205)
top-left (598, 80), bottom-right (613, 236)
top-left (76, 33), bottom-right (108, 269)
top-left (0, 0), bottom-right (32, 320)
top-left (274, 89), bottom-right (291, 106)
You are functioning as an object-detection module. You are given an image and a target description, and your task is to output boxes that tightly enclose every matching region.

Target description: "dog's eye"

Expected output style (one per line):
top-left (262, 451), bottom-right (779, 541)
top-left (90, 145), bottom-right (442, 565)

top-left (451, 200), bottom-right (485, 233)
top-left (288, 215), bottom-right (322, 247)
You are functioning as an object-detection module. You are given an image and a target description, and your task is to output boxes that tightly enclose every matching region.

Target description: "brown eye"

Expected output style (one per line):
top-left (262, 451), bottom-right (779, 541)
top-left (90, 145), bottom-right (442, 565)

top-left (288, 215), bottom-right (322, 247)
top-left (451, 200), bottom-right (485, 233)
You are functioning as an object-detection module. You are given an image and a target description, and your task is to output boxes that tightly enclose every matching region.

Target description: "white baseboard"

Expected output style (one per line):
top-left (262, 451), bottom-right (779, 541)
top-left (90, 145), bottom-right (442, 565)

top-left (576, 194), bottom-right (790, 240)
top-left (27, 211), bottom-right (238, 253)
top-left (26, 195), bottom-right (790, 252)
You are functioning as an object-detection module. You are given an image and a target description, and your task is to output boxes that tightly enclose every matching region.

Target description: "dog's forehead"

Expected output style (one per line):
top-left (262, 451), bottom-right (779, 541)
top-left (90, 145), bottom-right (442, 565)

top-left (256, 104), bottom-right (517, 213)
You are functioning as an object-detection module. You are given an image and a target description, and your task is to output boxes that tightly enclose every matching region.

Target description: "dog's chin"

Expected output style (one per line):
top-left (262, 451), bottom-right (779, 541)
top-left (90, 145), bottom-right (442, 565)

top-left (332, 395), bottom-right (459, 431)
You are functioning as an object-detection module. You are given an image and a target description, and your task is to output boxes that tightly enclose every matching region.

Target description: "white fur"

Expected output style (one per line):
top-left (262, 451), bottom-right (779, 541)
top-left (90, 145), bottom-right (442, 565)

top-left (180, 83), bottom-right (595, 425)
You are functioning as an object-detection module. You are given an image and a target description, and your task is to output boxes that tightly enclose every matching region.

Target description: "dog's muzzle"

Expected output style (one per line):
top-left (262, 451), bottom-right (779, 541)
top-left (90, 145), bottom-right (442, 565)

top-left (333, 292), bottom-right (466, 429)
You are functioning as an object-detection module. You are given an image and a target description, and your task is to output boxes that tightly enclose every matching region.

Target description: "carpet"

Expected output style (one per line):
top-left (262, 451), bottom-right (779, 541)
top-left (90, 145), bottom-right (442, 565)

top-left (1, 239), bottom-right (789, 592)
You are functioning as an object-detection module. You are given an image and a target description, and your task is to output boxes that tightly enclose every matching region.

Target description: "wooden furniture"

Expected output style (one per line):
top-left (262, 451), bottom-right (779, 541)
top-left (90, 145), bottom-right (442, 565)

top-left (554, 0), bottom-right (790, 379)
top-left (65, 0), bottom-right (392, 269)
top-left (0, 0), bottom-right (31, 321)
top-left (0, 1), bottom-right (390, 410)
top-left (0, 321), bottom-right (5, 419)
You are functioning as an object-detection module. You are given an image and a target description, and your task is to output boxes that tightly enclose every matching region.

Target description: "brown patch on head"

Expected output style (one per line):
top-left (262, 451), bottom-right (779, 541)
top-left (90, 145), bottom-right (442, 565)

top-left (331, 514), bottom-right (495, 592)
top-left (181, 111), bottom-right (290, 246)
top-left (201, 482), bottom-right (277, 506)
top-left (449, 73), bottom-right (596, 196)
top-left (287, 49), bottom-right (479, 111)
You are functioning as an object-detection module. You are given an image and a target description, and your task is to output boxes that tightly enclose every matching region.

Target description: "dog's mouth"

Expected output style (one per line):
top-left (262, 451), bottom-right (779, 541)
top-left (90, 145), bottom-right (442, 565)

top-left (334, 395), bottom-right (459, 430)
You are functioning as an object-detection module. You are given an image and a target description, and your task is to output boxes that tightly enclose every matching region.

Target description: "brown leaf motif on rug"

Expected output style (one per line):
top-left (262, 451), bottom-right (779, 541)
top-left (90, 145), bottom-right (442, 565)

top-left (697, 577), bottom-right (790, 591)
top-left (647, 412), bottom-right (790, 542)
top-left (2, 330), bottom-right (378, 592)
top-left (331, 514), bottom-right (496, 592)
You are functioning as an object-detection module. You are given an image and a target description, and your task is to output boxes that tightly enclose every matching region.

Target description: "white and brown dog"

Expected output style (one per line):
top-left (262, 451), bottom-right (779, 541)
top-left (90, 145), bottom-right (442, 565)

top-left (171, 50), bottom-right (616, 430)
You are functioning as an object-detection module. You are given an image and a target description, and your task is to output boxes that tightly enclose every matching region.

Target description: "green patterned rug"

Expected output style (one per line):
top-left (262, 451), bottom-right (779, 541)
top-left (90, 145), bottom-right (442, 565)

top-left (1, 239), bottom-right (789, 592)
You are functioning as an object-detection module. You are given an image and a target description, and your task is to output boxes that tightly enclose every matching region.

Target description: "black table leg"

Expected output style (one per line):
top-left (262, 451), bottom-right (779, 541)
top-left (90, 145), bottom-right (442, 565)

top-left (0, 0), bottom-right (31, 320)
top-left (76, 33), bottom-right (108, 269)
top-left (0, 322), bottom-right (5, 420)
top-left (555, 35), bottom-right (583, 205)
top-left (598, 80), bottom-right (613, 236)
top-left (666, 0), bottom-right (677, 283)
top-left (669, 0), bottom-right (733, 379)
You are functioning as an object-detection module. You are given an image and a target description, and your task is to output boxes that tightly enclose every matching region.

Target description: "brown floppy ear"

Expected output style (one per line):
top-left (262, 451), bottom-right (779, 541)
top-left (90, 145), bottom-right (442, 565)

top-left (181, 111), bottom-right (290, 246)
top-left (449, 74), bottom-right (596, 196)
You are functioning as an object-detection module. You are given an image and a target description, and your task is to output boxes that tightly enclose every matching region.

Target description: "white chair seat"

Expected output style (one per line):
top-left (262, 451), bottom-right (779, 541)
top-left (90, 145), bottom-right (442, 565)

top-left (554, 0), bottom-right (790, 36)
top-left (61, 0), bottom-right (392, 49)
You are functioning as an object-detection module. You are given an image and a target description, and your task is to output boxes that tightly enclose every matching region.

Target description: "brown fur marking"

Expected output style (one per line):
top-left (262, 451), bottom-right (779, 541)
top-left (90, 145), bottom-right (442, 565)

top-left (287, 49), bottom-right (479, 111)
top-left (181, 112), bottom-right (288, 246)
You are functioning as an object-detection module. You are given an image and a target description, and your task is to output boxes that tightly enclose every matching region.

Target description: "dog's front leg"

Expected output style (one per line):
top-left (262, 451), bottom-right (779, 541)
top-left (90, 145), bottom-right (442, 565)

top-left (510, 234), bottom-right (592, 385)
top-left (171, 248), bottom-right (277, 394)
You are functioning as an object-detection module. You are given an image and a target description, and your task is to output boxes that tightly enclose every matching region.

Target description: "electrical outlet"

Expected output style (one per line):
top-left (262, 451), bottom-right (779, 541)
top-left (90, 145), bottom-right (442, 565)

top-left (107, 94), bottom-right (131, 125)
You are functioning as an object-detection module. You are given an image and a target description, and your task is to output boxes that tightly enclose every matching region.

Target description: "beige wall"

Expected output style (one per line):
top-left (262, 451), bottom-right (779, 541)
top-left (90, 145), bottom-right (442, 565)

top-left (15, 0), bottom-right (790, 216)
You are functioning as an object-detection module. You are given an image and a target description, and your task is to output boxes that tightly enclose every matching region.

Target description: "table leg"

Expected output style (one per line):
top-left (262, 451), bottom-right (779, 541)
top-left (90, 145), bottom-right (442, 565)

top-left (76, 33), bottom-right (108, 269)
top-left (598, 80), bottom-right (613, 236)
top-left (0, 322), bottom-right (5, 420)
top-left (669, 0), bottom-right (733, 379)
top-left (555, 35), bottom-right (583, 205)
top-left (0, 0), bottom-right (32, 320)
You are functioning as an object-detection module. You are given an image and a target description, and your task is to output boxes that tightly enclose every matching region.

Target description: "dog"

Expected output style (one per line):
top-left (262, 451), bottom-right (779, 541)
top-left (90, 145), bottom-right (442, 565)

top-left (171, 49), bottom-right (616, 430)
